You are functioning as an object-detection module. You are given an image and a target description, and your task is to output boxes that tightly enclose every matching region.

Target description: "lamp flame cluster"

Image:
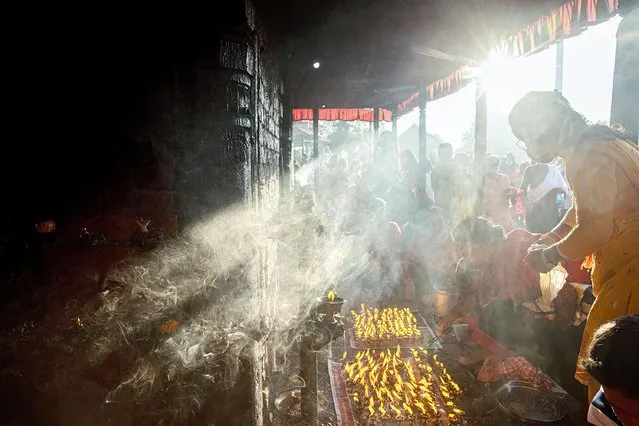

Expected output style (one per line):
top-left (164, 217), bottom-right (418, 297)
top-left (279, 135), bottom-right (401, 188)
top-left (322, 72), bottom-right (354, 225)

top-left (344, 346), bottom-right (464, 422)
top-left (352, 305), bottom-right (422, 346)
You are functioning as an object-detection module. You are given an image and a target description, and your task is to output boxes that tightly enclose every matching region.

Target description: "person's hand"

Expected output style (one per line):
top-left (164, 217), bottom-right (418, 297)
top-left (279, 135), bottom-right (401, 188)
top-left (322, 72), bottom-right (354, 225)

top-left (531, 236), bottom-right (555, 249)
top-left (528, 238), bottom-right (552, 252)
top-left (524, 247), bottom-right (556, 273)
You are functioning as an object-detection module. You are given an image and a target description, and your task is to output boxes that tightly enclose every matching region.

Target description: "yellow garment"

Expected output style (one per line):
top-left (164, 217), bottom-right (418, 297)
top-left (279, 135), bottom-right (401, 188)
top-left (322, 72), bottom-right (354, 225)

top-left (558, 139), bottom-right (639, 395)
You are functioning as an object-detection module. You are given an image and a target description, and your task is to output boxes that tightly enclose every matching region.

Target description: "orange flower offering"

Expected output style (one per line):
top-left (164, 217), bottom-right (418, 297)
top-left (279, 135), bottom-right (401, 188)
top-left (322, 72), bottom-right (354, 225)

top-left (160, 320), bottom-right (179, 334)
top-left (344, 346), bottom-right (464, 424)
top-left (351, 305), bottom-right (422, 348)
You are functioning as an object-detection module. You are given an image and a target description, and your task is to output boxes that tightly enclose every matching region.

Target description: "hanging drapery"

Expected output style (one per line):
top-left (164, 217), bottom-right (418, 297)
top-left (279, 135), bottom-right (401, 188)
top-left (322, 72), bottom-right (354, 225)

top-left (398, 66), bottom-right (472, 113)
top-left (493, 0), bottom-right (621, 56)
top-left (292, 108), bottom-right (393, 122)
top-left (397, 0), bottom-right (626, 114)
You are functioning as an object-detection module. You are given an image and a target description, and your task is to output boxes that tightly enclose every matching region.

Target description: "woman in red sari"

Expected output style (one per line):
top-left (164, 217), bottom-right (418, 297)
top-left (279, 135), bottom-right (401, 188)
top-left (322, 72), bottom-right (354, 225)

top-left (437, 218), bottom-right (552, 366)
top-left (438, 218), bottom-right (591, 395)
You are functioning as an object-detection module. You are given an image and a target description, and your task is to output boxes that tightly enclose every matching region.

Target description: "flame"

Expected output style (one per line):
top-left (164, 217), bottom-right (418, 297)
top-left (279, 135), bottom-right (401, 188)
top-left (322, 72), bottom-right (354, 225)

top-left (344, 345), bottom-right (464, 421)
top-left (351, 305), bottom-right (422, 342)
top-left (327, 289), bottom-right (336, 301)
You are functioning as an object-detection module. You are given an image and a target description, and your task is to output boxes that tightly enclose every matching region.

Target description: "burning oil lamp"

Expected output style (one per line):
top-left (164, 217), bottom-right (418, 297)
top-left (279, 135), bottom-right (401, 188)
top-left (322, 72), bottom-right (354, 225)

top-left (300, 289), bottom-right (346, 425)
top-left (315, 289), bottom-right (345, 323)
top-left (343, 345), bottom-right (465, 423)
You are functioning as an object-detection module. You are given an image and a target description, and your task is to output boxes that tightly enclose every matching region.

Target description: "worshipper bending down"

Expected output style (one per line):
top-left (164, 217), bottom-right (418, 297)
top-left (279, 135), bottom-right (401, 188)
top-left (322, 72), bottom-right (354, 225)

top-left (582, 315), bottom-right (639, 426)
top-left (509, 90), bottom-right (639, 402)
top-left (436, 218), bottom-right (589, 393)
top-left (520, 161), bottom-right (569, 233)
top-left (437, 218), bottom-right (547, 364)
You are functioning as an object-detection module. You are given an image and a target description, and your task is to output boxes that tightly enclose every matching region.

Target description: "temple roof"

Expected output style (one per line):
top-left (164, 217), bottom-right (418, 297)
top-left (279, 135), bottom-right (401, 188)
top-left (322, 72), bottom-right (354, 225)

top-left (256, 0), bottom-right (566, 108)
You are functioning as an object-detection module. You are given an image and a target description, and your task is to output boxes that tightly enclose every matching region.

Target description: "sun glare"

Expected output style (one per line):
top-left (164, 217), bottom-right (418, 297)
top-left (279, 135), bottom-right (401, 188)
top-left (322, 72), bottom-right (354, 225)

top-left (479, 53), bottom-right (517, 89)
top-left (393, 17), bottom-right (620, 154)
top-left (480, 53), bottom-right (528, 109)
top-left (479, 49), bottom-right (556, 113)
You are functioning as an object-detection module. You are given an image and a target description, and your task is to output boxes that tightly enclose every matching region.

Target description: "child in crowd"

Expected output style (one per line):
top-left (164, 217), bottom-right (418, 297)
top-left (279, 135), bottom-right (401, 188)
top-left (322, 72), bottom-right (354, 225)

top-left (582, 314), bottom-right (639, 425)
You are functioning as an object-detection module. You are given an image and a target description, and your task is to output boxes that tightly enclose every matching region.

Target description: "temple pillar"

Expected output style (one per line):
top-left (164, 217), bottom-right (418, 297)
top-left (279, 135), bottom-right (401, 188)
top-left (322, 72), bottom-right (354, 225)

top-left (610, 9), bottom-right (639, 142)
top-left (473, 84), bottom-right (488, 216)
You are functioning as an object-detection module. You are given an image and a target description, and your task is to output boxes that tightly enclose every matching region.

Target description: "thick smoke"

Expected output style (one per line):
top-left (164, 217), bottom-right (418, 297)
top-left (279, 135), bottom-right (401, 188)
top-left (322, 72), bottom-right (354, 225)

top-left (62, 139), bottom-right (411, 421)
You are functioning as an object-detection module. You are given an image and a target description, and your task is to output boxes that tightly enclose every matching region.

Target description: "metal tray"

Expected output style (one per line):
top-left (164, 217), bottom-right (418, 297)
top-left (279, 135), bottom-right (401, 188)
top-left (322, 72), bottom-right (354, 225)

top-left (494, 381), bottom-right (567, 423)
top-left (274, 387), bottom-right (331, 418)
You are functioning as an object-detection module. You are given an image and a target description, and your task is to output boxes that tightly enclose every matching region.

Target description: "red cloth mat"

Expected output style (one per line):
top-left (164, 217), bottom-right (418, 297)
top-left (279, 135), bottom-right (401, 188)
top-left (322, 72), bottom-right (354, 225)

top-left (477, 356), bottom-right (557, 389)
top-left (328, 359), bottom-right (356, 426)
top-left (468, 327), bottom-right (565, 393)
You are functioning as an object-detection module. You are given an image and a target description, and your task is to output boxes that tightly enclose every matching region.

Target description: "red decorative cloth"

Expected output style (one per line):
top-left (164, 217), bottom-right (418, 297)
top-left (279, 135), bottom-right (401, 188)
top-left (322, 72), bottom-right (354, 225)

top-left (477, 356), bottom-right (556, 390)
top-left (395, 0), bottom-right (621, 113)
top-left (292, 108), bottom-right (392, 122)
top-left (562, 259), bottom-right (591, 284)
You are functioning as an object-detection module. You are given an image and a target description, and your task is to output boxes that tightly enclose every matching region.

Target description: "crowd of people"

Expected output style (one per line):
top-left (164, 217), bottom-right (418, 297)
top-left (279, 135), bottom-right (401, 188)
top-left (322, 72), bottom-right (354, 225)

top-left (303, 90), bottom-right (638, 423)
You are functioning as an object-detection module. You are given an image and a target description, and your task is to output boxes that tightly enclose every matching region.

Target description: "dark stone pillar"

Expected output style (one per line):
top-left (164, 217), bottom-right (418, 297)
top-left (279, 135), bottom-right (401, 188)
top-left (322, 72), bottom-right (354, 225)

top-left (610, 9), bottom-right (639, 142)
top-left (392, 106), bottom-right (399, 153)
top-left (373, 107), bottom-right (380, 141)
top-left (173, 2), bottom-right (258, 227)
top-left (418, 85), bottom-right (427, 167)
top-left (280, 95), bottom-right (293, 195)
top-left (171, 6), bottom-right (282, 424)
top-left (555, 40), bottom-right (564, 93)
top-left (312, 108), bottom-right (319, 159)
top-left (176, 63), bottom-right (254, 226)
top-left (473, 84), bottom-right (488, 216)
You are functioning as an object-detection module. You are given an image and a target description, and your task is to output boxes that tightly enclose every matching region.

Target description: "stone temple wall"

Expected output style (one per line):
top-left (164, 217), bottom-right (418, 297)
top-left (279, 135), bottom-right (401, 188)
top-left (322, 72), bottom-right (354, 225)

top-left (27, 1), bottom-right (286, 425)
top-left (39, 0), bottom-right (285, 293)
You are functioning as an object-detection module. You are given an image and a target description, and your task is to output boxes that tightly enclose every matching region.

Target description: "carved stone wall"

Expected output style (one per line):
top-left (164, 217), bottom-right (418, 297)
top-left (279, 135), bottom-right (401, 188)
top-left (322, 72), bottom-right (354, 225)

top-left (29, 2), bottom-right (285, 425)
